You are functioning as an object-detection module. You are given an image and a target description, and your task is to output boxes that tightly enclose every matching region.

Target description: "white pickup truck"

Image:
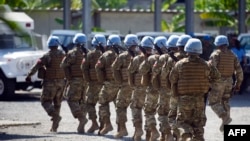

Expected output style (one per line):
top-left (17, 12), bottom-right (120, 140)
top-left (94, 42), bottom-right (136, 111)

top-left (0, 5), bottom-right (46, 99)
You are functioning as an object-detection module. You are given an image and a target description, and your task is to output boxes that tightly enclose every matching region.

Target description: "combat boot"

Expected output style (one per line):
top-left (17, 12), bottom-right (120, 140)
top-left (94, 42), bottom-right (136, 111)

top-left (99, 117), bottom-right (113, 135)
top-left (159, 133), bottom-right (166, 141)
top-left (220, 115), bottom-right (232, 132)
top-left (77, 117), bottom-right (87, 133)
top-left (145, 130), bottom-right (151, 141)
top-left (114, 122), bottom-right (128, 138)
top-left (133, 123), bottom-right (144, 141)
top-left (165, 131), bottom-right (174, 141)
top-left (87, 119), bottom-right (99, 133)
top-left (50, 115), bottom-right (62, 132)
top-left (149, 125), bottom-right (160, 141)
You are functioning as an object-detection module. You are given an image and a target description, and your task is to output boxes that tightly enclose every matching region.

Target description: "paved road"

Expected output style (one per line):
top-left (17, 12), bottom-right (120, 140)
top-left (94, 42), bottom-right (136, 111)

top-left (0, 89), bottom-right (250, 141)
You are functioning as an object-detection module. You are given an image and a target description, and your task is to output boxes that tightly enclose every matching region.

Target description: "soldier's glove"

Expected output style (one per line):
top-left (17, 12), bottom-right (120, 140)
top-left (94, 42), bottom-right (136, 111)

top-left (25, 76), bottom-right (31, 82)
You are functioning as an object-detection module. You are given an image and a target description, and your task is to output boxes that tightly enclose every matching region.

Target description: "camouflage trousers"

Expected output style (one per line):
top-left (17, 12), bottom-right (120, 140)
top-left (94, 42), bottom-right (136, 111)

top-left (41, 79), bottom-right (65, 117)
top-left (66, 77), bottom-right (87, 119)
top-left (98, 81), bottom-right (120, 122)
top-left (85, 81), bottom-right (102, 120)
top-left (130, 86), bottom-right (146, 126)
top-left (115, 83), bottom-right (133, 123)
top-left (177, 95), bottom-right (206, 141)
top-left (157, 87), bottom-right (171, 134)
top-left (208, 77), bottom-right (233, 118)
top-left (144, 86), bottom-right (159, 130)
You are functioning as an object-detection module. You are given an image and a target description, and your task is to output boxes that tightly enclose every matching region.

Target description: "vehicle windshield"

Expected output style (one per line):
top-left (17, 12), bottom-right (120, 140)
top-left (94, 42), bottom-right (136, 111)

top-left (240, 36), bottom-right (250, 50)
top-left (0, 34), bottom-right (32, 49)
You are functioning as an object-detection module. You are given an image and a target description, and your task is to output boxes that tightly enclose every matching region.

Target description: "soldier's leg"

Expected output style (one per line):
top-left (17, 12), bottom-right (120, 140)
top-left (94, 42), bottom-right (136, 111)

top-left (50, 80), bottom-right (65, 132)
top-left (130, 87), bottom-right (146, 141)
top-left (40, 81), bottom-right (61, 132)
top-left (177, 97), bottom-right (194, 141)
top-left (98, 82), bottom-right (119, 135)
top-left (157, 88), bottom-right (173, 141)
top-left (168, 95), bottom-right (179, 140)
top-left (219, 80), bottom-right (233, 132)
top-left (144, 87), bottom-right (159, 141)
top-left (86, 82), bottom-right (102, 133)
top-left (192, 97), bottom-right (206, 141)
top-left (208, 82), bottom-right (231, 132)
top-left (67, 80), bottom-right (87, 133)
top-left (114, 85), bottom-right (132, 138)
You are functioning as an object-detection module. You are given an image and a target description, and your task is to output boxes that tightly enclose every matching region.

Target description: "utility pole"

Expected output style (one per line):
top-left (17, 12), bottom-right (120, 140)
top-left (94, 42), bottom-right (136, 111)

top-left (63, 0), bottom-right (71, 29)
top-left (82, 0), bottom-right (91, 38)
top-left (185, 0), bottom-right (194, 35)
top-left (154, 0), bottom-right (161, 32)
top-left (238, 0), bottom-right (246, 34)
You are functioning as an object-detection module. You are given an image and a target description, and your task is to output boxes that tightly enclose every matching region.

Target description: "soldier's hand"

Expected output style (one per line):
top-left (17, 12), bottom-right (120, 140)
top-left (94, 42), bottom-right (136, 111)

top-left (25, 76), bottom-right (31, 82)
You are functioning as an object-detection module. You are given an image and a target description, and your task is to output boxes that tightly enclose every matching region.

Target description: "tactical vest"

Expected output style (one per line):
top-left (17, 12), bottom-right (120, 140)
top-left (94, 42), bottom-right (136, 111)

top-left (121, 54), bottom-right (131, 81)
top-left (104, 51), bottom-right (117, 81)
top-left (89, 51), bottom-right (102, 81)
top-left (132, 55), bottom-right (145, 86)
top-left (71, 51), bottom-right (84, 77)
top-left (217, 51), bottom-right (235, 77)
top-left (160, 55), bottom-right (169, 88)
top-left (177, 60), bottom-right (210, 95)
top-left (45, 52), bottom-right (65, 79)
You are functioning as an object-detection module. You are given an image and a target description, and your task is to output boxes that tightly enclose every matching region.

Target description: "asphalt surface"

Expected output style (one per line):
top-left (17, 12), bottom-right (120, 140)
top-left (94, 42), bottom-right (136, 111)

top-left (0, 89), bottom-right (250, 141)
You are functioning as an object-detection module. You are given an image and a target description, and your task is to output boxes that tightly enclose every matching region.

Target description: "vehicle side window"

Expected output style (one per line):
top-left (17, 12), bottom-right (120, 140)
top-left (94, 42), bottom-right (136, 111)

top-left (0, 35), bottom-right (14, 49)
top-left (240, 37), bottom-right (250, 50)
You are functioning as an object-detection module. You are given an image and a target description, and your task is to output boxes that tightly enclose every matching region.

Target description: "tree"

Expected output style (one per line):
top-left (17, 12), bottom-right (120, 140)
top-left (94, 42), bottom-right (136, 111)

top-left (195, 0), bottom-right (250, 33)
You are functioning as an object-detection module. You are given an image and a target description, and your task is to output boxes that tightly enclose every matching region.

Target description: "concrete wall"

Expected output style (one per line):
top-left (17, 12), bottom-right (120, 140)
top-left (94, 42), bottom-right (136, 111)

top-left (16, 9), bottom-right (245, 36)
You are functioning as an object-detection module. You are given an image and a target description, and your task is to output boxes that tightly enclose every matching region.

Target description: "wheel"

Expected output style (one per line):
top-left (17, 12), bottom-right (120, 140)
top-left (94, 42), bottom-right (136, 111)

top-left (0, 72), bottom-right (16, 100)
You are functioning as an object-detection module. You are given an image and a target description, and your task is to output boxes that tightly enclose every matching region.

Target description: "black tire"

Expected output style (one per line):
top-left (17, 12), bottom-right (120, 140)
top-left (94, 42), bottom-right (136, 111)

top-left (0, 72), bottom-right (16, 100)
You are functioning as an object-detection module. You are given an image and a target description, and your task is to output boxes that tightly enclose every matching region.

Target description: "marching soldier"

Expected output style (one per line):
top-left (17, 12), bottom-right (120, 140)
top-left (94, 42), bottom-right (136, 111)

top-left (25, 36), bottom-right (65, 132)
top-left (127, 36), bottom-right (147, 141)
top-left (166, 35), bottom-right (190, 140)
top-left (151, 36), bottom-right (174, 141)
top-left (81, 34), bottom-right (106, 133)
top-left (60, 33), bottom-right (88, 133)
top-left (208, 35), bottom-right (243, 132)
top-left (139, 36), bottom-right (160, 141)
top-left (95, 34), bottom-right (121, 135)
top-left (111, 34), bottom-right (139, 138)
top-left (170, 38), bottom-right (220, 141)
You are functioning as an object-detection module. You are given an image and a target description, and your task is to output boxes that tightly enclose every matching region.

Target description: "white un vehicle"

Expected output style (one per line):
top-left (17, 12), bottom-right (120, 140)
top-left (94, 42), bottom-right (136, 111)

top-left (0, 5), bottom-right (46, 99)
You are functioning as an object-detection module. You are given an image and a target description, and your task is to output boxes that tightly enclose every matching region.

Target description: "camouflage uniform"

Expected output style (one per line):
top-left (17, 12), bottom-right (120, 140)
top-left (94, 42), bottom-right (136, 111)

top-left (27, 49), bottom-right (65, 132)
top-left (95, 49), bottom-right (120, 135)
top-left (111, 51), bottom-right (133, 137)
top-left (128, 54), bottom-right (146, 140)
top-left (81, 49), bottom-right (103, 133)
top-left (166, 50), bottom-right (188, 140)
top-left (170, 55), bottom-right (220, 141)
top-left (61, 47), bottom-right (87, 133)
top-left (208, 49), bottom-right (243, 131)
top-left (152, 53), bottom-right (173, 140)
top-left (139, 54), bottom-right (160, 140)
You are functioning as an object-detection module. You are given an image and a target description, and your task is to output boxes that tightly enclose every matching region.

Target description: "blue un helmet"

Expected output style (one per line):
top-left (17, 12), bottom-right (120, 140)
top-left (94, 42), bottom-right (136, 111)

top-left (214, 35), bottom-right (229, 47)
top-left (141, 36), bottom-right (154, 49)
top-left (73, 33), bottom-right (87, 45)
top-left (166, 35), bottom-right (179, 49)
top-left (176, 34), bottom-right (192, 47)
top-left (154, 36), bottom-right (167, 48)
top-left (107, 34), bottom-right (122, 47)
top-left (91, 34), bottom-right (106, 47)
top-left (124, 34), bottom-right (139, 48)
top-left (47, 36), bottom-right (60, 48)
top-left (184, 38), bottom-right (203, 54)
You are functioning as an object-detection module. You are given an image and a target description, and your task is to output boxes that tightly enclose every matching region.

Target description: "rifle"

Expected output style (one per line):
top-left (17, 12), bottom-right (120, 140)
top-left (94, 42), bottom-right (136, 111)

top-left (56, 41), bottom-right (68, 54)
top-left (95, 37), bottom-right (105, 53)
top-left (167, 49), bottom-right (179, 62)
top-left (155, 45), bottom-right (163, 55)
top-left (80, 44), bottom-right (89, 54)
